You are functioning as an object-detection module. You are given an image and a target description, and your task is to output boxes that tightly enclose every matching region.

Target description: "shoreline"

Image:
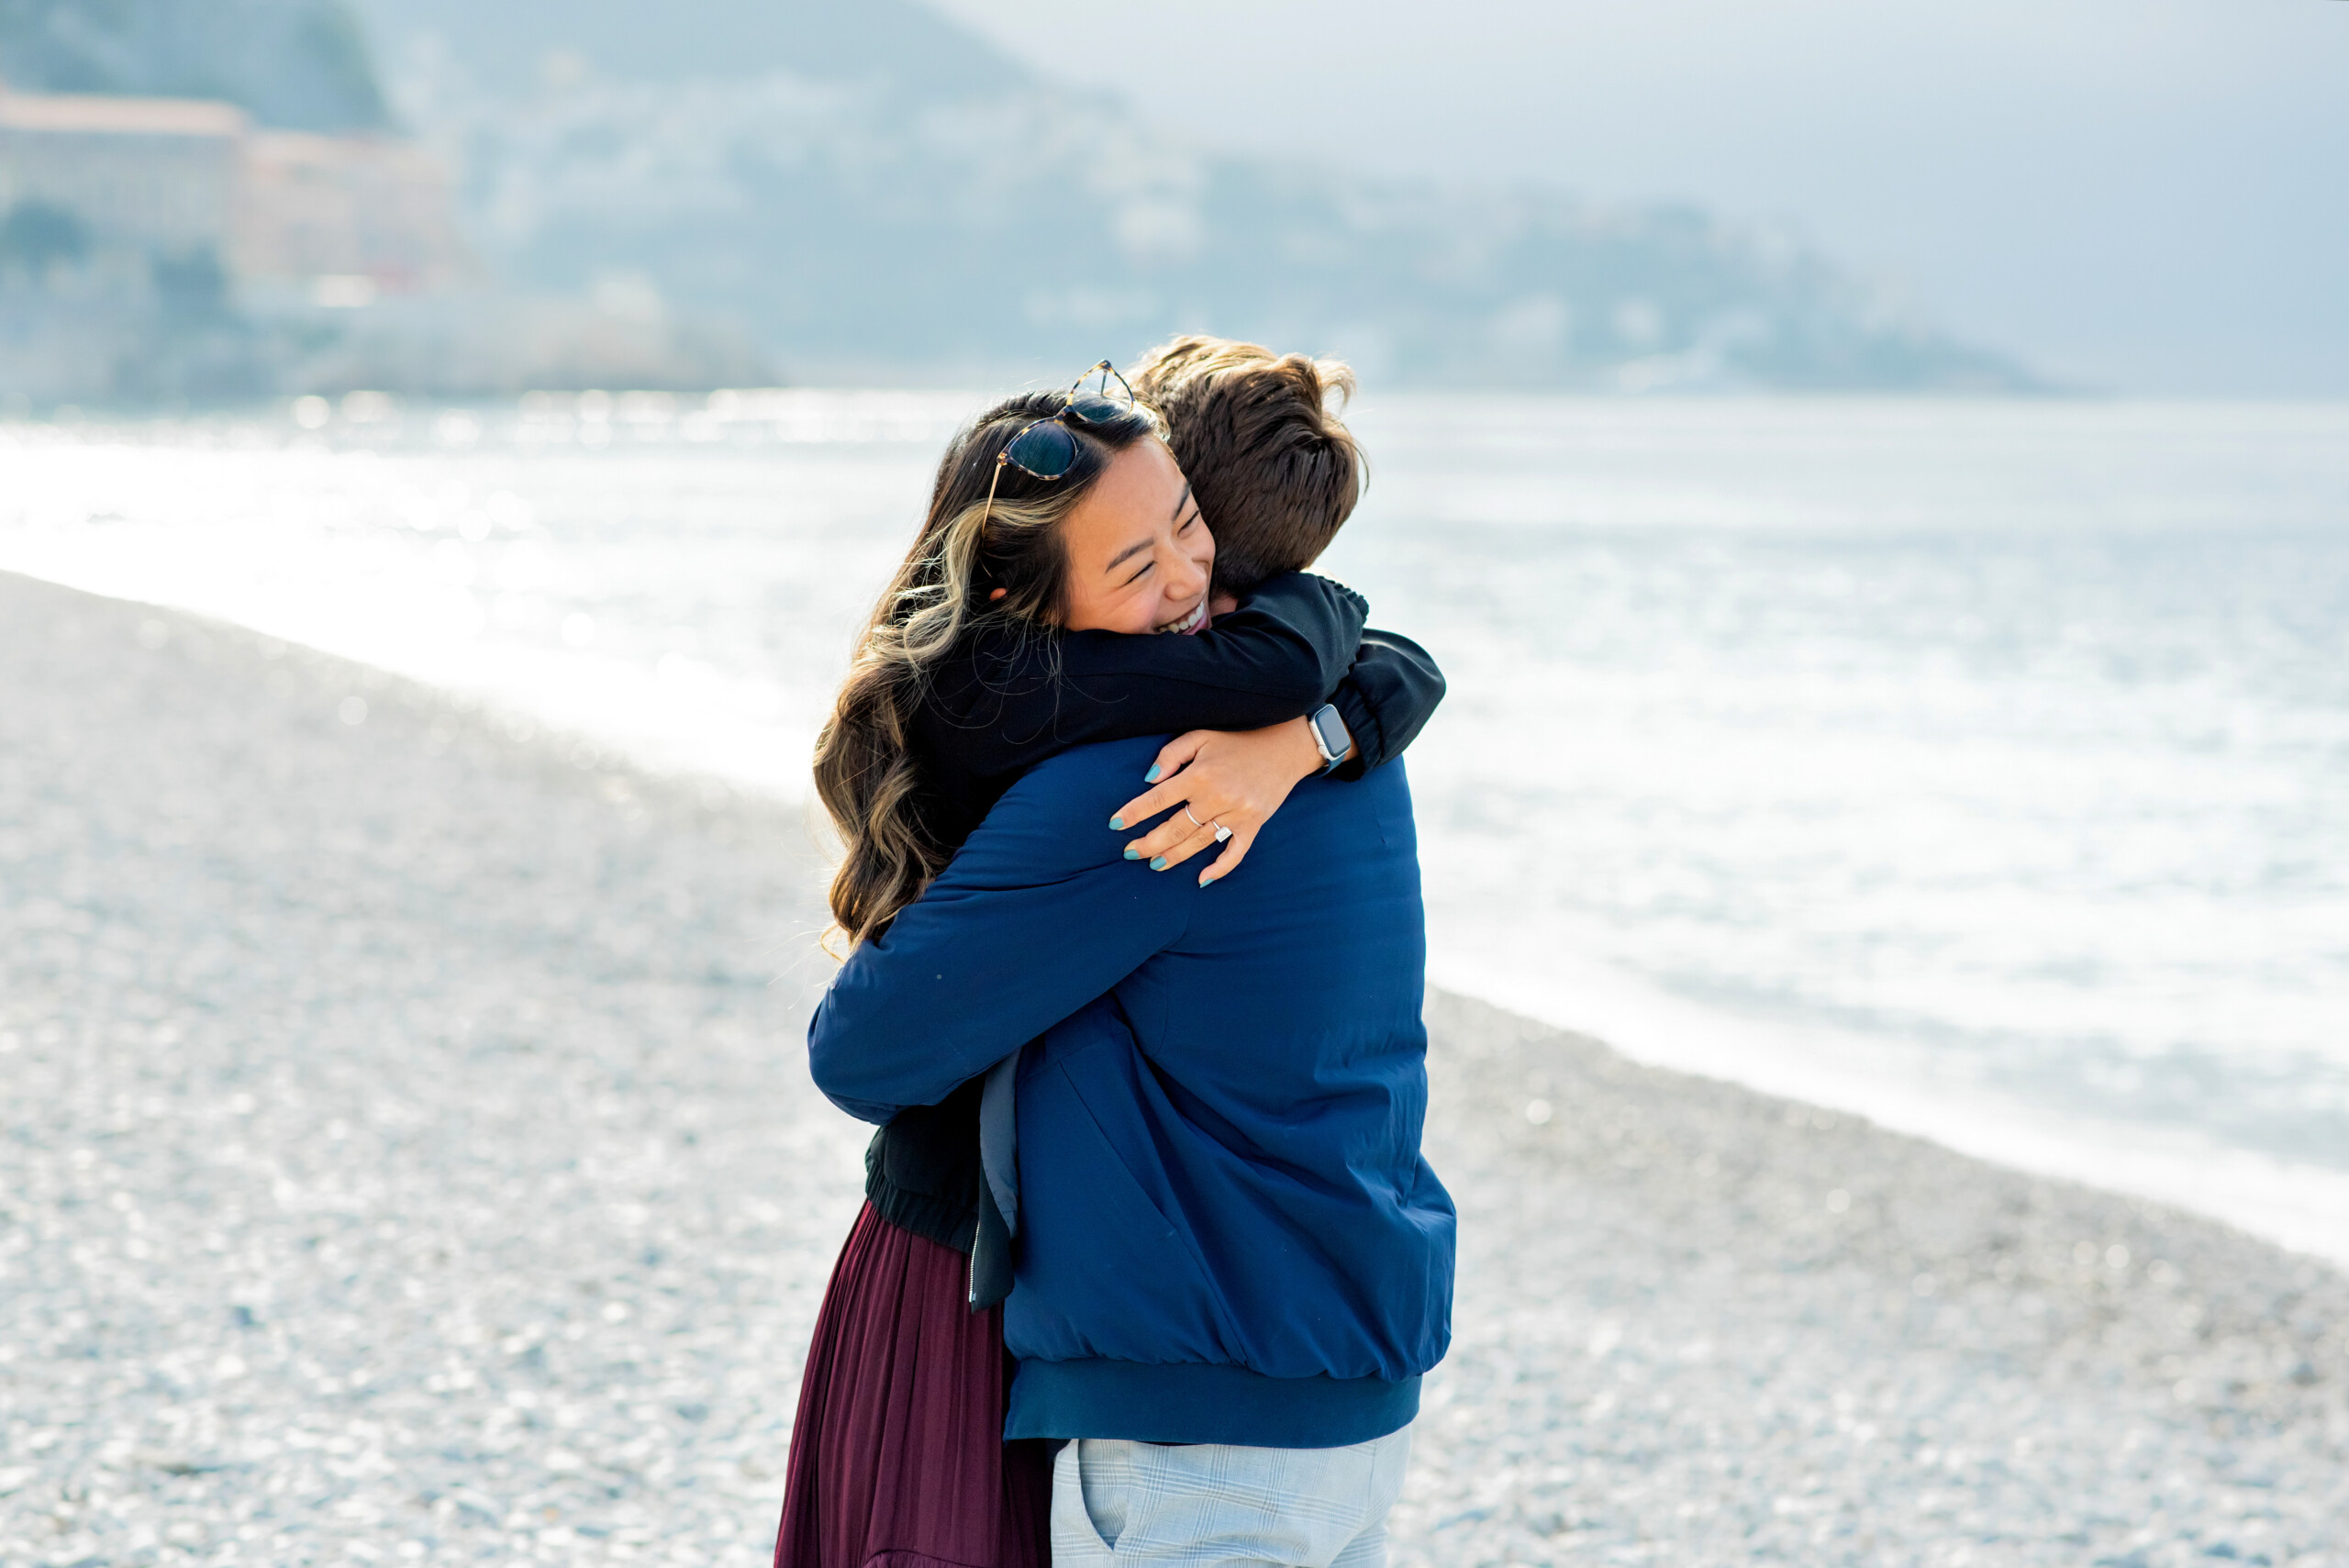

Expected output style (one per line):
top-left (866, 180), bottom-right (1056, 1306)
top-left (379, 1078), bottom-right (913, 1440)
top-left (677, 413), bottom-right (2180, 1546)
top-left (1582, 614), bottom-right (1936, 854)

top-left (1433, 944), bottom-right (2349, 1270)
top-left (5, 572), bottom-right (2344, 1565)
top-left (9, 406), bottom-right (2347, 1268)
top-left (9, 477), bottom-right (2343, 1271)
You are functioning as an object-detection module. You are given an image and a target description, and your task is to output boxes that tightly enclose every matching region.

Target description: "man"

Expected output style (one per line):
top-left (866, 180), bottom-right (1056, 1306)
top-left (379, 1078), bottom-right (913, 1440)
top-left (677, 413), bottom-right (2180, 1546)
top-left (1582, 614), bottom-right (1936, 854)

top-left (808, 712), bottom-right (1453, 1564)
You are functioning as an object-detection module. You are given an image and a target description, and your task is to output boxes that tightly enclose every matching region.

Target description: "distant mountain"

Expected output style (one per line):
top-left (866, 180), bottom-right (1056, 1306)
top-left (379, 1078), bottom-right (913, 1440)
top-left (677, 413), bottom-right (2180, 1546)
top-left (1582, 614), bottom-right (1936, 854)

top-left (0, 0), bottom-right (2043, 395)
top-left (345, 0), bottom-right (2039, 391)
top-left (0, 0), bottom-right (389, 132)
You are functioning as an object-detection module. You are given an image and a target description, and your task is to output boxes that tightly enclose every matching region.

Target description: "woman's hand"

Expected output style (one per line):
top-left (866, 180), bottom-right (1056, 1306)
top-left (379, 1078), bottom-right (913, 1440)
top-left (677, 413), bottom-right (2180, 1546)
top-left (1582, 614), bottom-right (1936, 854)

top-left (1108, 718), bottom-right (1326, 885)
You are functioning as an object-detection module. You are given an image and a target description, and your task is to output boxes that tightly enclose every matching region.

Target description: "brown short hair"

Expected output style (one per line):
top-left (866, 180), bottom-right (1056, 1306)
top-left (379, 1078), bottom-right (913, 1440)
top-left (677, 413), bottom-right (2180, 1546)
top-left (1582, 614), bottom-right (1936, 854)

top-left (1129, 335), bottom-right (1364, 595)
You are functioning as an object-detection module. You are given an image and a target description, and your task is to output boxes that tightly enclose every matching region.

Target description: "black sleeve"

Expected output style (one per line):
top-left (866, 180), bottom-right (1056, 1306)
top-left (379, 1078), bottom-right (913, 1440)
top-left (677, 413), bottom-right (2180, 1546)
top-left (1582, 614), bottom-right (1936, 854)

top-left (931, 572), bottom-right (1368, 780)
top-left (1323, 628), bottom-right (1446, 780)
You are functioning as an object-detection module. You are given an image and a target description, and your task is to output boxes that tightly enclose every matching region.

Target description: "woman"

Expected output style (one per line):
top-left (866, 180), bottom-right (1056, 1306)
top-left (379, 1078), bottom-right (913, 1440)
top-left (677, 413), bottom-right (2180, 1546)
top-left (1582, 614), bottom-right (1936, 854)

top-left (777, 367), bottom-right (1438, 1568)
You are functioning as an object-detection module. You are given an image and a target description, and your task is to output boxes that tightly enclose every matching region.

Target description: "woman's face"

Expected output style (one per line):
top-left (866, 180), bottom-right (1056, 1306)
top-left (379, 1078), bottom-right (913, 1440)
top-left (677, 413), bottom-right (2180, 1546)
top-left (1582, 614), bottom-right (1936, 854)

top-left (1057, 438), bottom-right (1216, 635)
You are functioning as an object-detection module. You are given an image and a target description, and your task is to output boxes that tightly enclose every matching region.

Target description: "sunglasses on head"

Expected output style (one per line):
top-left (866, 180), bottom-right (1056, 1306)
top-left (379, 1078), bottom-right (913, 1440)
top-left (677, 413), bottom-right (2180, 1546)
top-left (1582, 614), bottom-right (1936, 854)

top-left (975, 361), bottom-right (1141, 536)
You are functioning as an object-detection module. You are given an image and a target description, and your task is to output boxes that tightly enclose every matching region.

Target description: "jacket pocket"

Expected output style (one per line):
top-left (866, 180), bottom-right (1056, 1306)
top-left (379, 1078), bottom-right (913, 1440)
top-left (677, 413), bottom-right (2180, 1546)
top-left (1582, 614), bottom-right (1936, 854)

top-left (1007, 1042), bottom-right (1242, 1367)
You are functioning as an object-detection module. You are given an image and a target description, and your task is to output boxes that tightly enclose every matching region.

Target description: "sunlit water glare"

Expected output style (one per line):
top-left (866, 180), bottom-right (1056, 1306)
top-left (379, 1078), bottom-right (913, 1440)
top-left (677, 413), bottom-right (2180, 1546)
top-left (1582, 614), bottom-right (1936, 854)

top-left (6, 395), bottom-right (2346, 1259)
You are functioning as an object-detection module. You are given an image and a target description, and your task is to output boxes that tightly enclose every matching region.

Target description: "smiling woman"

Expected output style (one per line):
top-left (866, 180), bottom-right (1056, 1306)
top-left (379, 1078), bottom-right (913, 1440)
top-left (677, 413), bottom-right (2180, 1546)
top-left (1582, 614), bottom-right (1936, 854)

top-left (813, 384), bottom-right (1164, 944)
top-left (1058, 439), bottom-right (1214, 636)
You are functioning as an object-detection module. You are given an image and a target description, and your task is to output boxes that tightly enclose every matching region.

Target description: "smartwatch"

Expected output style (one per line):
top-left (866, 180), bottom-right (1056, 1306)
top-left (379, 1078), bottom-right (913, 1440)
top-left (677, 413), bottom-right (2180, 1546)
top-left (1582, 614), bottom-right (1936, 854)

top-left (1307, 703), bottom-right (1352, 773)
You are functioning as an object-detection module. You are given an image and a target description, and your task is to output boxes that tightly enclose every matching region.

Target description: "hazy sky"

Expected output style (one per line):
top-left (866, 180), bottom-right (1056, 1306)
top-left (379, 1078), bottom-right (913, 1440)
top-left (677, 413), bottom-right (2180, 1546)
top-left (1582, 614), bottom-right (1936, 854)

top-left (930, 0), bottom-right (2347, 396)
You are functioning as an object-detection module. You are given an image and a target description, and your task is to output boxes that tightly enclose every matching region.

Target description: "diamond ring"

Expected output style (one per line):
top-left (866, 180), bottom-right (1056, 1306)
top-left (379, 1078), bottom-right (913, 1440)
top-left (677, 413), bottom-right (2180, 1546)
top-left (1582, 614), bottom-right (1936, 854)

top-left (1212, 821), bottom-right (1232, 843)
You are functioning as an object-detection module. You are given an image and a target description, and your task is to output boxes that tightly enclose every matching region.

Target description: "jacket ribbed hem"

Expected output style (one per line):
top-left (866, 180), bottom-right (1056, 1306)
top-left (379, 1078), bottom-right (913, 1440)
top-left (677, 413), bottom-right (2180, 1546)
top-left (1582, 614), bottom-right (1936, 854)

top-left (1005, 1358), bottom-right (1419, 1448)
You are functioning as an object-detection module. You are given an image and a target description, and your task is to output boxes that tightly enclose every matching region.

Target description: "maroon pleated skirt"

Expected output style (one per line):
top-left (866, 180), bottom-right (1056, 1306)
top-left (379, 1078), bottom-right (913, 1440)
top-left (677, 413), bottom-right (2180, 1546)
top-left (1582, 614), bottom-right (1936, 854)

top-left (774, 1202), bottom-right (1053, 1568)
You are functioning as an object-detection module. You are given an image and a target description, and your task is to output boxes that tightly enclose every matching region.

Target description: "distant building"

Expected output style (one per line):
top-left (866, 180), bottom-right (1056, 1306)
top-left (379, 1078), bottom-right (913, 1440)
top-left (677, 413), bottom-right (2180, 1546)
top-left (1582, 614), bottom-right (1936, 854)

top-left (0, 85), bottom-right (245, 255)
top-left (0, 81), bottom-right (469, 297)
top-left (235, 130), bottom-right (473, 298)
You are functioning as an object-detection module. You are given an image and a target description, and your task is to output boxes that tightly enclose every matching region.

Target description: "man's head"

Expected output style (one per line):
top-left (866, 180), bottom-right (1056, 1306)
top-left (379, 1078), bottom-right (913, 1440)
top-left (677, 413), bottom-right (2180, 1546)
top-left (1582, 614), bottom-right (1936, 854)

top-left (1129, 336), bottom-right (1364, 597)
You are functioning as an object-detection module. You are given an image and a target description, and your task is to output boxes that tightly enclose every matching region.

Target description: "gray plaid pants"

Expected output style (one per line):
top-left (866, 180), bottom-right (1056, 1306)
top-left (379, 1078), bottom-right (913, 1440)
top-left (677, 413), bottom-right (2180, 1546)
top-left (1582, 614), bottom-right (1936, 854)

top-left (1050, 1427), bottom-right (1413, 1566)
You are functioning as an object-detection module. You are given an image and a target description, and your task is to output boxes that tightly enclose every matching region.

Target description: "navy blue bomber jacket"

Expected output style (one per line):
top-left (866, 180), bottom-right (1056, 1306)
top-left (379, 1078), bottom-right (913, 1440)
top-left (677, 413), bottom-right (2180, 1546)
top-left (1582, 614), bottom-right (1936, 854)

top-left (862, 572), bottom-right (1444, 1282)
top-left (807, 736), bottom-right (1455, 1448)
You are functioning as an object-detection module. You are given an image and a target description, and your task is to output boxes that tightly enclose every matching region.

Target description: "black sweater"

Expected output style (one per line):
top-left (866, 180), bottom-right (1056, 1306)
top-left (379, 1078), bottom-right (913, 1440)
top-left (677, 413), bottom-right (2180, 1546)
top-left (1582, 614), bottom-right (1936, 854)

top-left (861, 573), bottom-right (1447, 1260)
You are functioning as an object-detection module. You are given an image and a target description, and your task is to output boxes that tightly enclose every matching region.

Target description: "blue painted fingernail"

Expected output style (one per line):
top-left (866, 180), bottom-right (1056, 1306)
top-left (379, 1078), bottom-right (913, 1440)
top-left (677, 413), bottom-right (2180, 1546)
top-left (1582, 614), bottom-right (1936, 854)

top-left (1108, 816), bottom-right (1125, 831)
top-left (1150, 855), bottom-right (1167, 871)
top-left (1144, 765), bottom-right (1162, 783)
top-left (1124, 849), bottom-right (1141, 861)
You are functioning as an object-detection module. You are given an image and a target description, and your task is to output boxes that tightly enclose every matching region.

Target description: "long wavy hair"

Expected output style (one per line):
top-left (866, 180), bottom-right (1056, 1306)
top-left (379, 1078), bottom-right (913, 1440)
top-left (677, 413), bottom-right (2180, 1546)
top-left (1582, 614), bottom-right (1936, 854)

top-left (813, 388), bottom-right (1163, 949)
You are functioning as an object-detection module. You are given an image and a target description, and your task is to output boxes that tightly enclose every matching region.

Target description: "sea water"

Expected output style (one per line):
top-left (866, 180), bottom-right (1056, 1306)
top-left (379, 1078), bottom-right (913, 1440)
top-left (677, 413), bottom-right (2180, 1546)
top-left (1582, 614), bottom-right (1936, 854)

top-left (6, 395), bottom-right (2345, 1259)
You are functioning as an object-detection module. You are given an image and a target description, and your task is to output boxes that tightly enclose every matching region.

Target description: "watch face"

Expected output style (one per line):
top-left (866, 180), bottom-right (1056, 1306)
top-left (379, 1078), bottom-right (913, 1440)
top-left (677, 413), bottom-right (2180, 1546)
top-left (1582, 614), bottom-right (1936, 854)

top-left (1311, 706), bottom-right (1347, 762)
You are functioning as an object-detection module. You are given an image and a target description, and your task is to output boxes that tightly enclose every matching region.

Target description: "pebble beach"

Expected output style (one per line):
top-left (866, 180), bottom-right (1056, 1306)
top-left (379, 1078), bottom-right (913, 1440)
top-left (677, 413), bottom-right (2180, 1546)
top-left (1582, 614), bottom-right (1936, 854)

top-left (5, 571), bottom-right (2344, 1566)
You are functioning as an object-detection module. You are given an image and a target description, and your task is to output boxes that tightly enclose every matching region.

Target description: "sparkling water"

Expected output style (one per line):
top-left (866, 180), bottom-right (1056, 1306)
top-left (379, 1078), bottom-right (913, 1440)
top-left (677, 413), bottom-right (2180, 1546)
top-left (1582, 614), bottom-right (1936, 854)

top-left (6, 395), bottom-right (2345, 1258)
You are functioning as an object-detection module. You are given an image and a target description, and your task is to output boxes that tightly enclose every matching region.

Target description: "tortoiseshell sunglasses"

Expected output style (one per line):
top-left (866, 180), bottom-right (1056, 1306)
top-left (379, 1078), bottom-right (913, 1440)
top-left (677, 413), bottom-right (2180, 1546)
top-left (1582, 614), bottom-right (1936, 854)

top-left (975, 361), bottom-right (1143, 531)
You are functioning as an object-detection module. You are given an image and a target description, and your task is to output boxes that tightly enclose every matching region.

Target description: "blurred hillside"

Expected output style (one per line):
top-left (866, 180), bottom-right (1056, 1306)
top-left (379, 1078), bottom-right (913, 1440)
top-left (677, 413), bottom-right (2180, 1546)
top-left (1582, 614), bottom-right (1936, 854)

top-left (362, 0), bottom-right (2041, 391)
top-left (0, 0), bottom-right (2047, 397)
